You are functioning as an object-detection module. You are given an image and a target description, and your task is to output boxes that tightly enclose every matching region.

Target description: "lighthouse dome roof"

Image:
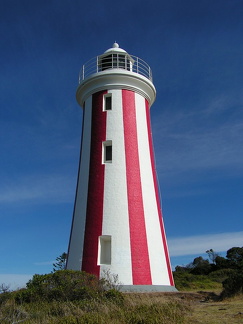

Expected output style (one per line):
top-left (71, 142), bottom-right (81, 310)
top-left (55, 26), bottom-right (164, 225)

top-left (104, 42), bottom-right (127, 54)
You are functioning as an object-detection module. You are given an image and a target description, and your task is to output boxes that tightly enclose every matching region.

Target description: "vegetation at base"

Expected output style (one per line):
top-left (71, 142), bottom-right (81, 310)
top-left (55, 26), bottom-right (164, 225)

top-left (0, 246), bottom-right (243, 323)
top-left (173, 246), bottom-right (243, 299)
top-left (0, 270), bottom-right (188, 324)
top-left (14, 270), bottom-right (106, 303)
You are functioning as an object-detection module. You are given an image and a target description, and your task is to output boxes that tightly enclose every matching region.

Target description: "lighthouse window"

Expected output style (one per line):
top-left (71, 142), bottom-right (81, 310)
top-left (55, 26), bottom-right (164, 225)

top-left (104, 94), bottom-right (112, 111)
top-left (98, 235), bottom-right (111, 265)
top-left (103, 141), bottom-right (112, 163)
top-left (100, 54), bottom-right (131, 71)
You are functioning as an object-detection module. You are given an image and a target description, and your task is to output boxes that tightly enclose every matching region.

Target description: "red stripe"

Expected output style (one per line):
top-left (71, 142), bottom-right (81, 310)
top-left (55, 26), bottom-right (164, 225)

top-left (122, 90), bottom-right (152, 285)
top-left (81, 90), bottom-right (107, 277)
top-left (145, 100), bottom-right (175, 286)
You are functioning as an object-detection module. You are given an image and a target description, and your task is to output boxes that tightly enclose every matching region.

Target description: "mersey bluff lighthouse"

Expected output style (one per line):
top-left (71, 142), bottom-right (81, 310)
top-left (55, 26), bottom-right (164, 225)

top-left (66, 43), bottom-right (176, 292)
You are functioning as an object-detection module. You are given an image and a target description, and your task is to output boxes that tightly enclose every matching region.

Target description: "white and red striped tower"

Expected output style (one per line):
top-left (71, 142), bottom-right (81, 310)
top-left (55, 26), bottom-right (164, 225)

top-left (66, 43), bottom-right (176, 292)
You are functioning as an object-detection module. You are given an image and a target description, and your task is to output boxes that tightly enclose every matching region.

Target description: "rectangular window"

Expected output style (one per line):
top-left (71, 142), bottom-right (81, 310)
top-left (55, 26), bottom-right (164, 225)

top-left (104, 94), bottom-right (112, 111)
top-left (98, 235), bottom-right (111, 265)
top-left (103, 140), bottom-right (112, 163)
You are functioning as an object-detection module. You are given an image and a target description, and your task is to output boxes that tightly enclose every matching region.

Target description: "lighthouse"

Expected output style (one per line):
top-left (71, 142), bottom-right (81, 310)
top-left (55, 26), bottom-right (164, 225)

top-left (66, 43), bottom-right (176, 292)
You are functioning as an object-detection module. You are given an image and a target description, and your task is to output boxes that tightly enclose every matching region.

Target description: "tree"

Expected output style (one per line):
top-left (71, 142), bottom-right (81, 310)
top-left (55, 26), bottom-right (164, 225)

top-left (190, 256), bottom-right (211, 275)
top-left (226, 247), bottom-right (243, 269)
top-left (53, 252), bottom-right (67, 272)
top-left (206, 249), bottom-right (219, 264)
top-left (215, 255), bottom-right (229, 269)
top-left (174, 265), bottom-right (191, 273)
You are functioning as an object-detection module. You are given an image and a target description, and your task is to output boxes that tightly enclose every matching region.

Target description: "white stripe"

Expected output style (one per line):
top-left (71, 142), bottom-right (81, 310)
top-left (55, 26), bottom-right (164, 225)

top-left (135, 93), bottom-right (170, 285)
top-left (67, 96), bottom-right (92, 270)
top-left (101, 89), bottom-right (133, 285)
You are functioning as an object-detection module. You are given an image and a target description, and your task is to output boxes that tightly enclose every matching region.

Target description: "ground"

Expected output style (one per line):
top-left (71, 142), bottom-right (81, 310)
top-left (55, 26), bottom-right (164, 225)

top-left (157, 291), bottom-right (243, 324)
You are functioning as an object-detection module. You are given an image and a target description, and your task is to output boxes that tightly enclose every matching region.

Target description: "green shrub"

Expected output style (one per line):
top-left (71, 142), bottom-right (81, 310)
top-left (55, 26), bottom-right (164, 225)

top-left (173, 272), bottom-right (221, 291)
top-left (0, 269), bottom-right (191, 323)
top-left (208, 268), bottom-right (235, 282)
top-left (0, 291), bottom-right (12, 306)
top-left (14, 270), bottom-right (102, 303)
top-left (221, 271), bottom-right (243, 298)
top-left (104, 288), bottom-right (124, 306)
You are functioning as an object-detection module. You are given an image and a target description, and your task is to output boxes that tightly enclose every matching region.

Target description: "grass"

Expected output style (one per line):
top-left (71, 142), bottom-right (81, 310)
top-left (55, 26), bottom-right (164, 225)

top-left (173, 272), bottom-right (223, 291)
top-left (1, 269), bottom-right (242, 324)
top-left (1, 289), bottom-right (243, 323)
top-left (185, 293), bottom-right (243, 324)
top-left (0, 292), bottom-right (189, 324)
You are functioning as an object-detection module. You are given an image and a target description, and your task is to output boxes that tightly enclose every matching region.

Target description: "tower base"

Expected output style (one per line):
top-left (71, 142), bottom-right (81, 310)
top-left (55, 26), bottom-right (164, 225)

top-left (119, 285), bottom-right (178, 292)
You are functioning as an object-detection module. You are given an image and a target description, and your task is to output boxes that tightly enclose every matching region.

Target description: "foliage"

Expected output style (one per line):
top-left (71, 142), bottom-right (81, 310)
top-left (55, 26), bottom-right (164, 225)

top-left (174, 246), bottom-right (243, 298)
top-left (0, 297), bottom-right (189, 324)
top-left (206, 249), bottom-right (219, 264)
top-left (101, 268), bottom-right (123, 291)
top-left (175, 247), bottom-right (243, 275)
top-left (0, 281), bottom-right (189, 324)
top-left (190, 256), bottom-right (211, 275)
top-left (53, 252), bottom-right (67, 272)
top-left (175, 263), bottom-right (194, 273)
top-left (173, 272), bottom-right (221, 291)
top-left (0, 284), bottom-right (11, 307)
top-left (1, 245), bottom-right (243, 324)
top-left (214, 255), bottom-right (229, 269)
top-left (220, 270), bottom-right (243, 298)
top-left (104, 288), bottom-right (124, 305)
top-left (226, 247), bottom-right (243, 269)
top-left (13, 270), bottom-right (103, 303)
top-left (208, 268), bottom-right (236, 282)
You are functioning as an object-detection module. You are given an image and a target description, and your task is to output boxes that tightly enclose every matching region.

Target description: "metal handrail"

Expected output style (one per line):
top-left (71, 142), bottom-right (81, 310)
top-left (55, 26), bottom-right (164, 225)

top-left (78, 54), bottom-right (153, 83)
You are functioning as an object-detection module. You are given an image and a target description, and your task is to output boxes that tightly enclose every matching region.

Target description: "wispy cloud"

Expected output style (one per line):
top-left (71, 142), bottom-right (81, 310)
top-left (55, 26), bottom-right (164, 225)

top-left (168, 231), bottom-right (243, 257)
top-left (152, 94), bottom-right (243, 178)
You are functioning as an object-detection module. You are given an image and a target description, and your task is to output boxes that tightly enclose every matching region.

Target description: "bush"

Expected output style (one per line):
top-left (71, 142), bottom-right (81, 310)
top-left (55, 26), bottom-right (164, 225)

top-left (0, 291), bottom-right (11, 306)
top-left (173, 272), bottom-right (221, 291)
top-left (190, 257), bottom-right (212, 275)
top-left (208, 268), bottom-right (235, 283)
top-left (104, 288), bottom-right (124, 306)
top-left (221, 271), bottom-right (243, 298)
top-left (14, 270), bottom-right (103, 303)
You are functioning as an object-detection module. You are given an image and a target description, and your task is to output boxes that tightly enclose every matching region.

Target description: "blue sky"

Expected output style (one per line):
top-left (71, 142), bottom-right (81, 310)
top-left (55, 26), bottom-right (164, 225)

top-left (1, 0), bottom-right (242, 288)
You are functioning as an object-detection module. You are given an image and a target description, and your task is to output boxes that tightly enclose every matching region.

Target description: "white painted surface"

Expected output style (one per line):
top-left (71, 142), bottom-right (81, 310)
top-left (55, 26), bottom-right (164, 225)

top-left (68, 50), bottom-right (174, 287)
top-left (76, 70), bottom-right (156, 108)
top-left (135, 93), bottom-right (170, 285)
top-left (66, 96), bottom-right (92, 270)
top-left (101, 89), bottom-right (133, 285)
